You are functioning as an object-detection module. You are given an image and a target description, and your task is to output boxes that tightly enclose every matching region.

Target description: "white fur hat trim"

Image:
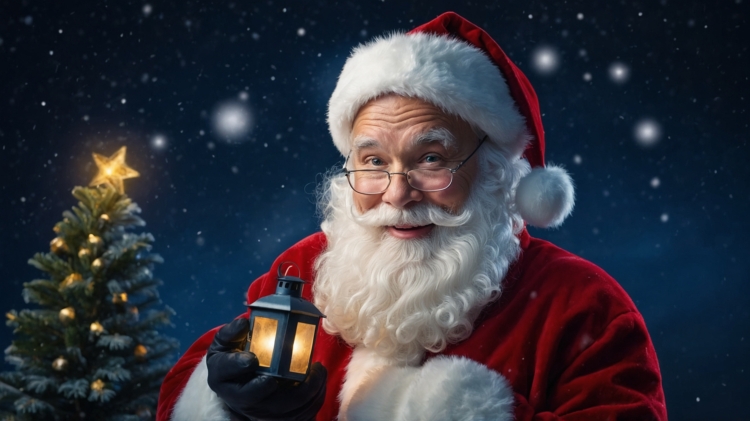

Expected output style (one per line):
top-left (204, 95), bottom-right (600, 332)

top-left (327, 32), bottom-right (528, 159)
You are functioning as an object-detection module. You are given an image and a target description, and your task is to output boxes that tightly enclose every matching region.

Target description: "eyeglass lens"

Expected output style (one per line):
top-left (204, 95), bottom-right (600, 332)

top-left (348, 168), bottom-right (452, 194)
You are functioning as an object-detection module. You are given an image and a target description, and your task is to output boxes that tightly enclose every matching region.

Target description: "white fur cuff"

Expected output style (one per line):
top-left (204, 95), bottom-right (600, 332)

top-left (343, 350), bottom-right (514, 421)
top-left (171, 355), bottom-right (232, 421)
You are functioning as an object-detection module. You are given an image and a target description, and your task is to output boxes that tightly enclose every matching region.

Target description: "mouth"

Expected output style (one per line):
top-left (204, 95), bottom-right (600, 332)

top-left (386, 224), bottom-right (435, 239)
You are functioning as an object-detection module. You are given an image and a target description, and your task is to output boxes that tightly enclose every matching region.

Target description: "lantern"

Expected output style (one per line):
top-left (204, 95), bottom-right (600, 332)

top-left (245, 262), bottom-right (325, 382)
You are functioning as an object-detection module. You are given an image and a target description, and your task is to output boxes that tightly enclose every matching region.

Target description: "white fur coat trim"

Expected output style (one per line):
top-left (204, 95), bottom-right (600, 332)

top-left (340, 346), bottom-right (515, 421)
top-left (171, 355), bottom-right (231, 421)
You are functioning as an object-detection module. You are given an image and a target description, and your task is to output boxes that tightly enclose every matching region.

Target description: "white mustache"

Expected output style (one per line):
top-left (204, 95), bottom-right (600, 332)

top-left (349, 203), bottom-right (472, 228)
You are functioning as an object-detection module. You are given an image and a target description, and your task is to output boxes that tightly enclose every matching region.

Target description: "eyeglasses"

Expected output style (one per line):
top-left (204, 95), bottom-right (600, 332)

top-left (342, 135), bottom-right (487, 195)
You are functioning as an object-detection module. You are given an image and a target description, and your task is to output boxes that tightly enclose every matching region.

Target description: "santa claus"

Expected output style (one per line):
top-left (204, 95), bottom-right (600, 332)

top-left (157, 12), bottom-right (667, 421)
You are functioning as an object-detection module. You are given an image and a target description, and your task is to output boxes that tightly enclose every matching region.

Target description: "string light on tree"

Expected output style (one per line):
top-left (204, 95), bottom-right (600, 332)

top-left (50, 237), bottom-right (68, 254)
top-left (61, 273), bottom-right (83, 289)
top-left (112, 292), bottom-right (128, 304)
top-left (90, 321), bottom-right (104, 335)
top-left (52, 356), bottom-right (68, 371)
top-left (129, 307), bottom-right (140, 321)
top-left (78, 248), bottom-right (90, 258)
top-left (88, 234), bottom-right (102, 245)
top-left (59, 307), bottom-right (76, 323)
top-left (91, 379), bottom-right (105, 392)
top-left (92, 258), bottom-right (103, 270)
top-left (134, 344), bottom-right (148, 359)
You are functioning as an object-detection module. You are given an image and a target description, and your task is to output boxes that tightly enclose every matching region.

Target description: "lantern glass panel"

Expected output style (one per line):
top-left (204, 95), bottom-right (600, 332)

top-left (250, 317), bottom-right (278, 368)
top-left (289, 322), bottom-right (316, 374)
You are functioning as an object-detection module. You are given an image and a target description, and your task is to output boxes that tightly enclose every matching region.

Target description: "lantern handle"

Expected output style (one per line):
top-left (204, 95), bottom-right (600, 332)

top-left (278, 261), bottom-right (301, 279)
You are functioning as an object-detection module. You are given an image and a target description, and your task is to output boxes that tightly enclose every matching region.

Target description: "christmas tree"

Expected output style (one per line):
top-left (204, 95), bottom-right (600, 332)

top-left (0, 147), bottom-right (179, 420)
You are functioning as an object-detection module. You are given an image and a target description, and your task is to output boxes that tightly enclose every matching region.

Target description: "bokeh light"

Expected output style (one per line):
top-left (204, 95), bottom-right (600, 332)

top-left (608, 62), bottom-right (630, 83)
top-left (634, 118), bottom-right (662, 147)
top-left (151, 134), bottom-right (167, 150)
top-left (531, 46), bottom-right (560, 75)
top-left (212, 101), bottom-right (253, 143)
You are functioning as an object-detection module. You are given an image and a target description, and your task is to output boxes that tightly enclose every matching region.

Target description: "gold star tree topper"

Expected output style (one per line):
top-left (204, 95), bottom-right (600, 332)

top-left (89, 146), bottom-right (140, 194)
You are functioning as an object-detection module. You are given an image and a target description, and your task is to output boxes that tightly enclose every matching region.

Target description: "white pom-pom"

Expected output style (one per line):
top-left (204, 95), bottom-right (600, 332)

top-left (515, 165), bottom-right (575, 228)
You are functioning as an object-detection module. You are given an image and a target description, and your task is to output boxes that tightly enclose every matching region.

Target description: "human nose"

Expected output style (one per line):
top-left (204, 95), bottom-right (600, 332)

top-left (381, 172), bottom-right (423, 209)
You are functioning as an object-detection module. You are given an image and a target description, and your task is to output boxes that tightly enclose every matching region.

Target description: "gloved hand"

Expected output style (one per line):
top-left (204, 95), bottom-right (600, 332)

top-left (206, 317), bottom-right (327, 421)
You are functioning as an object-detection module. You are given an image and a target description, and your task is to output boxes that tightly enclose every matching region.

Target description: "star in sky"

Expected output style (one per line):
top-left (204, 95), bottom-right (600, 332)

top-left (89, 146), bottom-right (140, 194)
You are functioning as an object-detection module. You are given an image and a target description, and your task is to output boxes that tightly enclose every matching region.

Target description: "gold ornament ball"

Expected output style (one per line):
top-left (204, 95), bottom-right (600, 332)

top-left (90, 321), bottom-right (104, 334)
top-left (112, 292), bottom-right (128, 304)
top-left (52, 356), bottom-right (68, 371)
top-left (50, 237), bottom-right (68, 254)
top-left (134, 344), bottom-right (148, 359)
top-left (59, 307), bottom-right (75, 323)
top-left (61, 273), bottom-right (83, 289)
top-left (90, 379), bottom-right (105, 392)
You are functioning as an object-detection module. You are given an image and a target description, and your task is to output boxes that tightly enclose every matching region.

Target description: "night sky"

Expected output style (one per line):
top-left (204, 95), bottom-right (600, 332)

top-left (1, 1), bottom-right (748, 419)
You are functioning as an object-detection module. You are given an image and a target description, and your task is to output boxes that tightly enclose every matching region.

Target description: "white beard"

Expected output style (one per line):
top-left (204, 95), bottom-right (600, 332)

top-left (313, 156), bottom-right (526, 366)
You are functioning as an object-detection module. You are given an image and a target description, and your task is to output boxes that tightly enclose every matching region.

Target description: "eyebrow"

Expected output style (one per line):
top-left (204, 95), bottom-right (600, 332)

top-left (351, 135), bottom-right (380, 151)
top-left (351, 128), bottom-right (458, 152)
top-left (411, 128), bottom-right (458, 151)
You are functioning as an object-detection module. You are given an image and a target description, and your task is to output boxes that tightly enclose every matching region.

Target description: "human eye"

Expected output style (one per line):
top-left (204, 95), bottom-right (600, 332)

top-left (361, 156), bottom-right (386, 168)
top-left (419, 154), bottom-right (445, 166)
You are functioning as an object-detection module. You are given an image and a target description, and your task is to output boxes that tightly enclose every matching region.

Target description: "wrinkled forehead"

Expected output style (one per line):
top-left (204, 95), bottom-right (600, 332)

top-left (349, 93), bottom-right (472, 151)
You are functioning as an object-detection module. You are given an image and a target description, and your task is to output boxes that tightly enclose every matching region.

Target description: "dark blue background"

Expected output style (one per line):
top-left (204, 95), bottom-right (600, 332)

top-left (1, 1), bottom-right (747, 419)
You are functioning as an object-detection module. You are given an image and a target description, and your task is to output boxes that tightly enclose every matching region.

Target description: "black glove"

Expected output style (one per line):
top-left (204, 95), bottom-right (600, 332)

top-left (206, 317), bottom-right (327, 421)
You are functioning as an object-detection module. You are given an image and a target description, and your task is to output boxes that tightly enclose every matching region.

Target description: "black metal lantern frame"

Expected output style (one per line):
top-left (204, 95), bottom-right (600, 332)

top-left (245, 262), bottom-right (325, 382)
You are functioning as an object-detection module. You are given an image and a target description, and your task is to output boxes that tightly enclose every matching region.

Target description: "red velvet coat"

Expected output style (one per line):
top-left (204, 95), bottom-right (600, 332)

top-left (157, 230), bottom-right (667, 420)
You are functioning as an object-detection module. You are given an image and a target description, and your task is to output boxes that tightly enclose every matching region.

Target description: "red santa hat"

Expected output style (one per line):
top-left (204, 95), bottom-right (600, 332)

top-left (327, 12), bottom-right (574, 228)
